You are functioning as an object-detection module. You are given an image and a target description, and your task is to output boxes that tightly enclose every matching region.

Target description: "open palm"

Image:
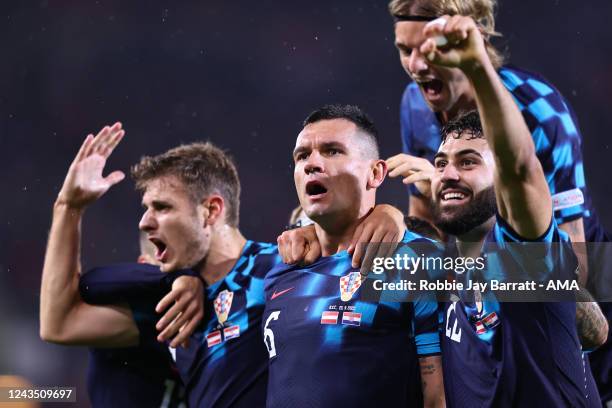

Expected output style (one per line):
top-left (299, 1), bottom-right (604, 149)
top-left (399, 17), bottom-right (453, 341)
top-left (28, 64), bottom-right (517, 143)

top-left (57, 122), bottom-right (126, 209)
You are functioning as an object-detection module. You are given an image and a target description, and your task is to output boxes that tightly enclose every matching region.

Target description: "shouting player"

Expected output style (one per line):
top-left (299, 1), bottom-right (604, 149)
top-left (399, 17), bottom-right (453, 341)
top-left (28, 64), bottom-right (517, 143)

top-left (385, 0), bottom-right (609, 280)
top-left (40, 124), bottom-right (200, 407)
top-left (408, 13), bottom-right (606, 406)
top-left (49, 128), bottom-right (409, 406)
top-left (263, 104), bottom-right (445, 408)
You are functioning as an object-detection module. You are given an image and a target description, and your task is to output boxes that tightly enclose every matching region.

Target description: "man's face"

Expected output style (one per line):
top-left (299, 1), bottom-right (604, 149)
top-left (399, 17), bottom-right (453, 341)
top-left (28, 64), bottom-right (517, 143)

top-left (293, 119), bottom-right (377, 223)
top-left (430, 134), bottom-right (496, 235)
top-left (138, 175), bottom-right (210, 272)
top-left (394, 21), bottom-right (473, 114)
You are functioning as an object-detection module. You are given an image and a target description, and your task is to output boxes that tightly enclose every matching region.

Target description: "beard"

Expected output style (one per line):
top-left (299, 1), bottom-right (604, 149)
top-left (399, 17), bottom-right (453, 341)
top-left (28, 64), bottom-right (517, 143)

top-left (432, 185), bottom-right (497, 236)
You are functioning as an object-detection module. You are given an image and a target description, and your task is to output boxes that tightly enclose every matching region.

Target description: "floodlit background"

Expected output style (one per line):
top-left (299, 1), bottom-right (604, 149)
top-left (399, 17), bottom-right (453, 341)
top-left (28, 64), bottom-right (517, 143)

top-left (1, 1), bottom-right (611, 406)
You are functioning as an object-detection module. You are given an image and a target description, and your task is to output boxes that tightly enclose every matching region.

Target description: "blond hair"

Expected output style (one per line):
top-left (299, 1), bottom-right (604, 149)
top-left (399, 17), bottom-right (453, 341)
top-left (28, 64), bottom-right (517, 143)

top-left (389, 0), bottom-right (504, 68)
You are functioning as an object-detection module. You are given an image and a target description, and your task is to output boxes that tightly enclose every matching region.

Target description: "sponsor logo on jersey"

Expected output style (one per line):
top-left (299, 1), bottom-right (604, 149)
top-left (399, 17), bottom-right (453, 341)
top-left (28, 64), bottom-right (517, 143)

top-left (341, 312), bottom-right (362, 326)
top-left (321, 311), bottom-right (339, 325)
top-left (214, 290), bottom-right (234, 324)
top-left (271, 287), bottom-right (294, 300)
top-left (339, 272), bottom-right (362, 302)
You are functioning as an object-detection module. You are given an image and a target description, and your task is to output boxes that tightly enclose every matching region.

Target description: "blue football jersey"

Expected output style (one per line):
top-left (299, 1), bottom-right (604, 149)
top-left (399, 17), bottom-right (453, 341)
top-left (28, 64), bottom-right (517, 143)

top-left (175, 240), bottom-right (281, 408)
top-left (262, 231), bottom-right (441, 408)
top-left (399, 65), bottom-right (605, 242)
top-left (80, 263), bottom-right (188, 408)
top-left (442, 215), bottom-right (600, 407)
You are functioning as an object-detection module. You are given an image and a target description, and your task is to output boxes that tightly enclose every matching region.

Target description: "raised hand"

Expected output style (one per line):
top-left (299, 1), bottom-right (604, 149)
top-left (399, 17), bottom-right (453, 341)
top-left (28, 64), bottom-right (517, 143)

top-left (420, 15), bottom-right (489, 71)
top-left (386, 153), bottom-right (434, 198)
top-left (56, 122), bottom-right (125, 209)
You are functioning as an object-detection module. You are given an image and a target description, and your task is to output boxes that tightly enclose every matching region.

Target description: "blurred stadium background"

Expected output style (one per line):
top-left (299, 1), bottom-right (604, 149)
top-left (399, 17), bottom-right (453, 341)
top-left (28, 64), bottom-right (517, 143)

top-left (1, 1), bottom-right (611, 406)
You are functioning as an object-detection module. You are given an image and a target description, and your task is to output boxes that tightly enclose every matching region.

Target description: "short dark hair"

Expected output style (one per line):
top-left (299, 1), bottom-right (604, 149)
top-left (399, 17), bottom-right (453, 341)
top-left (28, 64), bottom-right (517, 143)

top-left (131, 142), bottom-right (241, 227)
top-left (440, 110), bottom-right (484, 144)
top-left (302, 104), bottom-right (380, 158)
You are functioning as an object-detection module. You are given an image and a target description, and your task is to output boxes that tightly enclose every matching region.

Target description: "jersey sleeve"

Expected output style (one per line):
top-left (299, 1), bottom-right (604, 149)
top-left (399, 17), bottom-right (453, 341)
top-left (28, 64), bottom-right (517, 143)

top-left (492, 213), bottom-right (579, 284)
top-left (500, 67), bottom-right (589, 225)
top-left (79, 263), bottom-right (199, 305)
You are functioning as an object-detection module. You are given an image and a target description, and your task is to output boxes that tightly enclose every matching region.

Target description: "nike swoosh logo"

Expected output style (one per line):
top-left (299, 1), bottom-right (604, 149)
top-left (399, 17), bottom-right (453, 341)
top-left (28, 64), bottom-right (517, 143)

top-left (271, 287), bottom-right (294, 300)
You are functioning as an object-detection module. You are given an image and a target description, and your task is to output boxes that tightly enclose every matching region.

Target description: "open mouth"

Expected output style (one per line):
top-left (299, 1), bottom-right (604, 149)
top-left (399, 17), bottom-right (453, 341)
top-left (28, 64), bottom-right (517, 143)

top-left (440, 189), bottom-right (471, 202)
top-left (418, 78), bottom-right (444, 96)
top-left (149, 238), bottom-right (168, 262)
top-left (305, 180), bottom-right (328, 197)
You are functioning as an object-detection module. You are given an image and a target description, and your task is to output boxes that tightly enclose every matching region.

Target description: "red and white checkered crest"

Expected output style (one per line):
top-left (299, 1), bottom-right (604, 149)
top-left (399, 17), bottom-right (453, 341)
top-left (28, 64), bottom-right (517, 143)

top-left (214, 290), bottom-right (234, 324)
top-left (339, 272), bottom-right (362, 302)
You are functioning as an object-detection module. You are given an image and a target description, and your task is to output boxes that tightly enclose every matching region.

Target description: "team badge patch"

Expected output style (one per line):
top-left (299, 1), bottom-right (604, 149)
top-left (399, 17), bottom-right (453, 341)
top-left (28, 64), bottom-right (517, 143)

top-left (321, 311), bottom-right (339, 325)
top-left (223, 325), bottom-right (241, 340)
top-left (206, 330), bottom-right (222, 347)
top-left (341, 312), bottom-right (362, 326)
top-left (214, 290), bottom-right (234, 324)
top-left (339, 272), bottom-right (362, 302)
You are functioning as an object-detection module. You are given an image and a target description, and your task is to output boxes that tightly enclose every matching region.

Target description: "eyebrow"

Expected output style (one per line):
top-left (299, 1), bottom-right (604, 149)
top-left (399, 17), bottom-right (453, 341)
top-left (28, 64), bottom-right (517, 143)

top-left (293, 141), bottom-right (347, 158)
top-left (434, 149), bottom-right (483, 161)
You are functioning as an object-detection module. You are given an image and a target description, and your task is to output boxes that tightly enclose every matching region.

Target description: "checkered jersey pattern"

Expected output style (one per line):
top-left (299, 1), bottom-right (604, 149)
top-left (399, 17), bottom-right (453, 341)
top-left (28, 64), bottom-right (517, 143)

top-left (175, 240), bottom-right (281, 408)
top-left (399, 65), bottom-right (602, 240)
top-left (262, 230), bottom-right (441, 408)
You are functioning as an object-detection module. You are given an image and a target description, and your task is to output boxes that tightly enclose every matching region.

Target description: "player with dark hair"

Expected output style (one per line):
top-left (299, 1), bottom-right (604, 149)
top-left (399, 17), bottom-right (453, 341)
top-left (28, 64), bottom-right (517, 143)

top-left (42, 123), bottom-right (410, 406)
top-left (385, 0), bottom-right (608, 280)
top-left (405, 13), bottom-right (607, 405)
top-left (263, 104), bottom-right (445, 408)
top-left (385, 2), bottom-right (612, 402)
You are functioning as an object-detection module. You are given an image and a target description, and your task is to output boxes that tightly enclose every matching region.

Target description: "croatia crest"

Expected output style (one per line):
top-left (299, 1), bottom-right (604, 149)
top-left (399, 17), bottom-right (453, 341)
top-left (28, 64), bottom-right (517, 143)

top-left (214, 290), bottom-right (234, 325)
top-left (339, 272), bottom-right (362, 302)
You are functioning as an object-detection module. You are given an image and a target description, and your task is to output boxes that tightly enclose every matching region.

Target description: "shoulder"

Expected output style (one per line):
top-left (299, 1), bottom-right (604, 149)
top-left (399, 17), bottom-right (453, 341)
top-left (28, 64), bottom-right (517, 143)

top-left (238, 241), bottom-right (281, 279)
top-left (490, 213), bottom-right (569, 244)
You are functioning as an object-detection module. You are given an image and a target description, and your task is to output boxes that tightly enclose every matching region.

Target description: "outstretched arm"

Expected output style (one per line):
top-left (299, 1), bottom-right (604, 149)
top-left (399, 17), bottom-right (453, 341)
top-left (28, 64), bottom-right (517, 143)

top-left (422, 16), bottom-right (551, 238)
top-left (39, 123), bottom-right (139, 347)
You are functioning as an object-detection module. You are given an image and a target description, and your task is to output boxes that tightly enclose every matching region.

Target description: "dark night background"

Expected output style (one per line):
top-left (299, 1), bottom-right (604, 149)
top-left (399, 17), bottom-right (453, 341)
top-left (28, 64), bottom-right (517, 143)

top-left (1, 1), bottom-right (610, 406)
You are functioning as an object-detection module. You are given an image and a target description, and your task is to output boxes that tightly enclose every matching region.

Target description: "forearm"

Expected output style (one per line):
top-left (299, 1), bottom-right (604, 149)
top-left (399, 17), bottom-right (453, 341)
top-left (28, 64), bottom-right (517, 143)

top-left (465, 60), bottom-right (551, 237)
top-left (466, 62), bottom-right (535, 175)
top-left (419, 355), bottom-right (446, 408)
top-left (40, 202), bottom-right (85, 340)
top-left (575, 289), bottom-right (608, 351)
top-left (559, 218), bottom-right (588, 286)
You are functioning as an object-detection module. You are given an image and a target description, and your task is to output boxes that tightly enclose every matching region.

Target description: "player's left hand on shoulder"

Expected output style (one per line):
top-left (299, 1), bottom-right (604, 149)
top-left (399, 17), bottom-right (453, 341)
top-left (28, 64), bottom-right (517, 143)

top-left (420, 14), bottom-right (488, 70)
top-left (277, 224), bottom-right (321, 266)
top-left (347, 204), bottom-right (406, 273)
top-left (155, 275), bottom-right (205, 348)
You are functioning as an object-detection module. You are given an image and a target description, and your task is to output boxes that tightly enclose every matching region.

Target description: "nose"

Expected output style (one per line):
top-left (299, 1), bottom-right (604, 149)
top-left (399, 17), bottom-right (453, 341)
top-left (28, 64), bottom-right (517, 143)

top-left (138, 209), bottom-right (157, 232)
top-left (441, 163), bottom-right (460, 182)
top-left (406, 49), bottom-right (429, 77)
top-left (304, 151), bottom-right (324, 175)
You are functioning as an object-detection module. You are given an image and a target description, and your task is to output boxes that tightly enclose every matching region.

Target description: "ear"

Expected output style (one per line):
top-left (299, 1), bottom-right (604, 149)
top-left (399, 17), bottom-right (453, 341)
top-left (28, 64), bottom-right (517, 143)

top-left (367, 159), bottom-right (387, 189)
top-left (201, 195), bottom-right (225, 227)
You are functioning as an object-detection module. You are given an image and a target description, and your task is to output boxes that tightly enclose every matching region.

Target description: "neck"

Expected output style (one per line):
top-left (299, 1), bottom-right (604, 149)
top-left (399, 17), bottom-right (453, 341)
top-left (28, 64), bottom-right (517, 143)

top-left (455, 216), bottom-right (496, 259)
top-left (439, 91), bottom-right (477, 125)
top-left (315, 206), bottom-right (373, 256)
top-left (198, 226), bottom-right (247, 285)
